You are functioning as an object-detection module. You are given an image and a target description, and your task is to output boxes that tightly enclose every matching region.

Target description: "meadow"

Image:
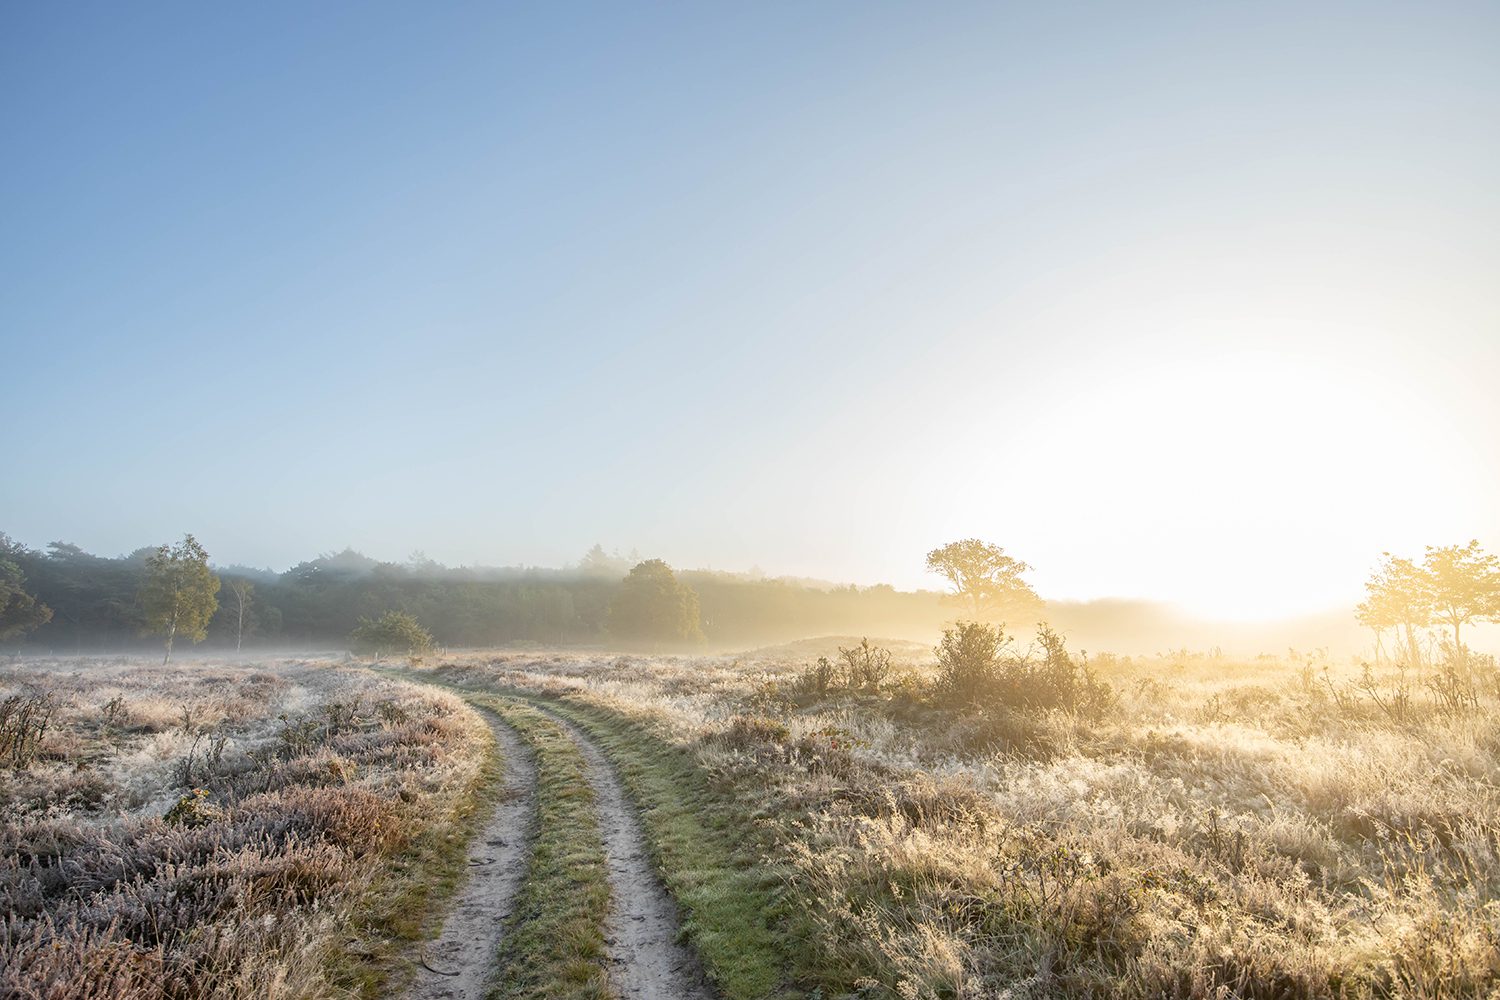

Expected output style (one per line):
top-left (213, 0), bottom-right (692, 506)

top-left (3, 638), bottom-right (1498, 999)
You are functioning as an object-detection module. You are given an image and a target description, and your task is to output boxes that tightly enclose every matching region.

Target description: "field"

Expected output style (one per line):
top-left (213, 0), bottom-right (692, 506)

top-left (4, 641), bottom-right (1499, 999)
top-left (1, 657), bottom-right (496, 999)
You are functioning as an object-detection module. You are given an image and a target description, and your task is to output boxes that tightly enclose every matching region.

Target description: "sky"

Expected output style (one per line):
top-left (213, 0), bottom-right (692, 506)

top-left (4, 2), bottom-right (1498, 621)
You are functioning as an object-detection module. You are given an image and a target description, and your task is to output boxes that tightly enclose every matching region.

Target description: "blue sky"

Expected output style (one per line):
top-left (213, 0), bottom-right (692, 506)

top-left (4, 2), bottom-right (1498, 617)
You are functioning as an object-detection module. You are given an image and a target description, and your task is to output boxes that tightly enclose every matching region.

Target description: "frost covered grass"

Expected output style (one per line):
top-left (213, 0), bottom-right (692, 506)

top-left (0, 656), bottom-right (492, 1000)
top-left (423, 646), bottom-right (1500, 999)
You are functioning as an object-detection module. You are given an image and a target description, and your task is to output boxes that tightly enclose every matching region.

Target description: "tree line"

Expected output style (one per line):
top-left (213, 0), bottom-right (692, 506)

top-left (0, 534), bottom-right (992, 654)
top-left (0, 533), bottom-right (1052, 656)
top-left (10, 530), bottom-right (1495, 659)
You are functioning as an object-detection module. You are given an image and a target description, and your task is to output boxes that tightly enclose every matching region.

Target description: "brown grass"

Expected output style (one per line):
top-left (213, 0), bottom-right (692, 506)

top-left (419, 645), bottom-right (1500, 999)
top-left (0, 657), bottom-right (489, 999)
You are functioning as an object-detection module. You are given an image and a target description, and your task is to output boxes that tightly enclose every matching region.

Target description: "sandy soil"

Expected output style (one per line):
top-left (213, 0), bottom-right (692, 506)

top-left (407, 710), bottom-right (538, 1000)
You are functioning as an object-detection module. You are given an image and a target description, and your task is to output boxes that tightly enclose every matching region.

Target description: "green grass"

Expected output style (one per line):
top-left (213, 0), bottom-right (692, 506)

top-left (528, 696), bottom-right (800, 1000)
top-left (465, 694), bottom-right (614, 1000)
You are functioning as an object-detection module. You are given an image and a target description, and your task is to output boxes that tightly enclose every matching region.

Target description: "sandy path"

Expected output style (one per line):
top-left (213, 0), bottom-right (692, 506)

top-left (543, 709), bottom-right (716, 1000)
top-left (407, 710), bottom-right (537, 1000)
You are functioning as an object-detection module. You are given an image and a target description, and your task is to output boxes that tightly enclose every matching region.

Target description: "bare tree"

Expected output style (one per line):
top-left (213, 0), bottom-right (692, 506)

top-left (225, 578), bottom-right (254, 652)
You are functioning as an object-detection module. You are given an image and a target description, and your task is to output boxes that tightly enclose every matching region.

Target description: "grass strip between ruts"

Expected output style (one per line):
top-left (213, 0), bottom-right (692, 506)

top-left (397, 668), bottom-right (802, 1000)
top-left (466, 694), bottom-right (615, 1000)
top-left (522, 694), bottom-right (801, 1000)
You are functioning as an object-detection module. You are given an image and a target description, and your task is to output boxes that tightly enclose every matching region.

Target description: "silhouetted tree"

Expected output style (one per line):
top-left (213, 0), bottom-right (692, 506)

top-left (925, 539), bottom-right (1041, 621)
top-left (608, 559), bottom-right (703, 645)
top-left (1356, 553), bottom-right (1431, 666)
top-left (1422, 541), bottom-right (1500, 656)
top-left (139, 535), bottom-right (220, 664)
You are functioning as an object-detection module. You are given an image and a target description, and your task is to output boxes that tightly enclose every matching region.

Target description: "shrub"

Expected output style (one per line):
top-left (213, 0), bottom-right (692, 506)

top-left (0, 694), bottom-right (53, 770)
top-left (933, 622), bottom-right (1115, 720)
top-left (793, 725), bottom-right (865, 776)
top-left (793, 639), bottom-right (895, 699)
top-left (934, 621), bottom-right (1009, 705)
top-left (793, 657), bottom-right (839, 699)
top-left (349, 611), bottom-right (434, 657)
top-left (714, 715), bottom-right (791, 753)
top-left (163, 788), bottom-right (224, 827)
top-left (838, 638), bottom-right (892, 692)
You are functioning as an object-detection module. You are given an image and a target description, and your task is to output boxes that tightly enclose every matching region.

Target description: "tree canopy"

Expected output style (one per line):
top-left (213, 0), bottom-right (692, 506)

top-left (925, 539), bottom-right (1042, 621)
top-left (139, 535), bottom-right (220, 664)
top-left (1356, 541), bottom-right (1500, 661)
top-left (1423, 541), bottom-right (1500, 653)
top-left (607, 559), bottom-right (704, 645)
top-left (0, 534), bottom-right (52, 640)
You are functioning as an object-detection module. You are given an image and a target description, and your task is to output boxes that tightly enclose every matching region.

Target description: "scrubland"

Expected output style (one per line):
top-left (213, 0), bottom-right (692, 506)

top-left (422, 638), bottom-right (1500, 999)
top-left (5, 639), bottom-right (1497, 1000)
top-left (1, 657), bottom-right (493, 999)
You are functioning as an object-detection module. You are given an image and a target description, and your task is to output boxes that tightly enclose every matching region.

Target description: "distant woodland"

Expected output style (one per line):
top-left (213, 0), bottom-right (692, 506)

top-left (1, 539), bottom-right (962, 652)
top-left (2, 536), bottom-right (1381, 656)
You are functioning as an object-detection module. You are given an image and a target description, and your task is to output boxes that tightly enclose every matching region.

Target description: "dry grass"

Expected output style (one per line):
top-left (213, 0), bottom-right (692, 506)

top-left (0, 656), bottom-right (490, 999)
top-left (422, 646), bottom-right (1500, 999)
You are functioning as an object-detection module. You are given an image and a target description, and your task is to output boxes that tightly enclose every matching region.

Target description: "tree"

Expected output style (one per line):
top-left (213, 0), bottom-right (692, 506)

top-left (578, 543), bottom-right (630, 578)
top-left (349, 610), bottom-right (434, 657)
top-left (925, 539), bottom-right (1042, 621)
top-left (1421, 541), bottom-right (1500, 656)
top-left (0, 534), bottom-right (52, 640)
top-left (224, 578), bottom-right (255, 652)
top-left (139, 535), bottom-right (220, 664)
top-left (1356, 553), bottom-right (1432, 666)
top-left (607, 559), bottom-right (704, 645)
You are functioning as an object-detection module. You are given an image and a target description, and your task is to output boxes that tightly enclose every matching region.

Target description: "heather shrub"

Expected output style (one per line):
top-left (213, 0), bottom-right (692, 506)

top-left (0, 661), bottom-right (486, 1000)
top-left (0, 693), bottom-right (53, 768)
top-left (714, 714), bottom-right (792, 753)
top-left (163, 787), bottom-right (224, 827)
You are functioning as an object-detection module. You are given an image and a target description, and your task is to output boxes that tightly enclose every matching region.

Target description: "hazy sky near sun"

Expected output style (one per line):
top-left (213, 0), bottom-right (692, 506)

top-left (4, 2), bottom-right (1498, 619)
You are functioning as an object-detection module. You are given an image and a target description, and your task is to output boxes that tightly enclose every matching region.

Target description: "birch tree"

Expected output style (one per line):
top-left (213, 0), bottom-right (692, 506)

top-left (140, 535), bottom-right (219, 664)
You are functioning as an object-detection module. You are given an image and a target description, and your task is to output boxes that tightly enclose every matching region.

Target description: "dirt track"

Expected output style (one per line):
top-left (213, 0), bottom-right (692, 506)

top-left (544, 709), bottom-right (716, 1000)
top-left (407, 710), bottom-right (537, 1000)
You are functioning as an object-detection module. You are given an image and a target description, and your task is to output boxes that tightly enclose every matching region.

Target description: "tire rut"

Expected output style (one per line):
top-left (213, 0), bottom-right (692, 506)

top-left (407, 709), bottom-right (537, 1000)
top-left (540, 707), bottom-right (717, 1000)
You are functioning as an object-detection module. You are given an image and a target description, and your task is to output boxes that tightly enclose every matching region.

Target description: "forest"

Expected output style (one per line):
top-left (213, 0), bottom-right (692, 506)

top-left (0, 536), bottom-right (957, 652)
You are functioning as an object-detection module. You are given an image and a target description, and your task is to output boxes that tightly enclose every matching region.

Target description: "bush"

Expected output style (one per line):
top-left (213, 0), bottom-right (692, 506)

top-left (933, 622), bottom-right (1115, 720)
top-left (0, 694), bottom-right (53, 770)
top-left (714, 715), bottom-right (792, 752)
top-left (792, 639), bottom-right (894, 698)
top-left (349, 611), bottom-right (434, 657)
top-left (793, 657), bottom-right (839, 699)
top-left (838, 639), bottom-right (891, 692)
top-left (163, 788), bottom-right (224, 827)
top-left (934, 621), bottom-right (1010, 704)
